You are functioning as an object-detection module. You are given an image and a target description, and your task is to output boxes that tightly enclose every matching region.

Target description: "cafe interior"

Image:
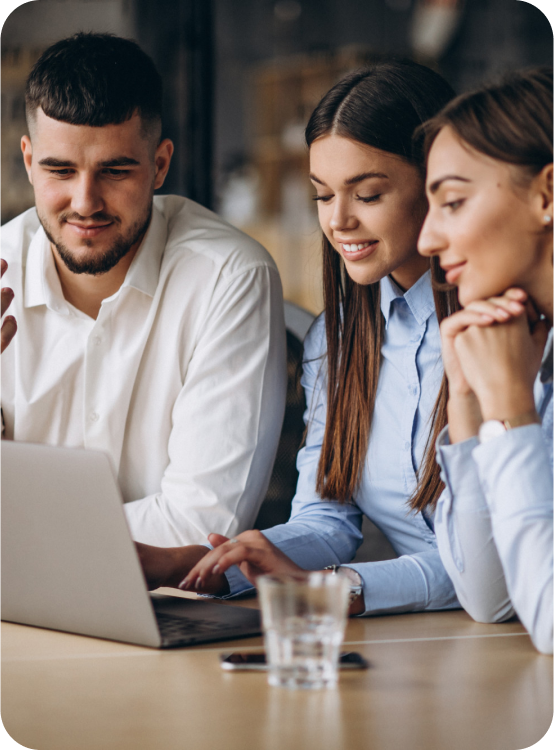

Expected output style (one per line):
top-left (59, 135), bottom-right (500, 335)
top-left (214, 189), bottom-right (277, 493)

top-left (1, 2), bottom-right (552, 749)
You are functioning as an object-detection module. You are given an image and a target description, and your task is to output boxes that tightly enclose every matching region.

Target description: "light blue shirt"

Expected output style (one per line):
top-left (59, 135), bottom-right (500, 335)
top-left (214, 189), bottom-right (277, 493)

top-left (435, 332), bottom-right (553, 653)
top-left (224, 271), bottom-right (460, 615)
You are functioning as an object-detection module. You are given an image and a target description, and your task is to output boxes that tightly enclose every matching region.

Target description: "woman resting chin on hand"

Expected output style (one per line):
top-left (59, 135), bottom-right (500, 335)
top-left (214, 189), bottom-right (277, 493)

top-left (418, 67), bottom-right (553, 654)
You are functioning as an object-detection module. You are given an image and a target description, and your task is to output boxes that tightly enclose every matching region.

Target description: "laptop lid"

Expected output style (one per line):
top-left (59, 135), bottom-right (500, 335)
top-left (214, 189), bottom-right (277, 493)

top-left (2, 441), bottom-right (163, 647)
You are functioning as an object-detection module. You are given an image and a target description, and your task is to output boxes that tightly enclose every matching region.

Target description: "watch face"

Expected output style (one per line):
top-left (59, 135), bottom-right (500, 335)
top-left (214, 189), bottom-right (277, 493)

top-left (479, 420), bottom-right (507, 444)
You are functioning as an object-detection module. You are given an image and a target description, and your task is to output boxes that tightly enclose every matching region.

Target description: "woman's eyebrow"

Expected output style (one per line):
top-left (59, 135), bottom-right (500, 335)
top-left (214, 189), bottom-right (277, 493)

top-left (344, 171), bottom-right (388, 185)
top-left (428, 175), bottom-right (471, 194)
top-left (309, 171), bottom-right (389, 186)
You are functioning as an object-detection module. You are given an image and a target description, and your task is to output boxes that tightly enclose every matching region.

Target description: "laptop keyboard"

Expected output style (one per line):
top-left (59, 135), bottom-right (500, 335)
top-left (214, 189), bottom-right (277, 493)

top-left (156, 611), bottom-right (233, 644)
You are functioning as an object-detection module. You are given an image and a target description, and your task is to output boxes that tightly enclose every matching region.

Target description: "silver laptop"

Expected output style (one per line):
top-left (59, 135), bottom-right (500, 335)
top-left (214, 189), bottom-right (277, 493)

top-left (1, 441), bottom-right (261, 648)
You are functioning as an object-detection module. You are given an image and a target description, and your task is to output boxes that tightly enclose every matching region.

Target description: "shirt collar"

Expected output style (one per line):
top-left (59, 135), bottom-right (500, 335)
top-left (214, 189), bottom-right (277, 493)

top-left (380, 269), bottom-right (435, 327)
top-left (120, 204), bottom-right (167, 298)
top-left (23, 204), bottom-right (167, 312)
top-left (24, 227), bottom-right (68, 313)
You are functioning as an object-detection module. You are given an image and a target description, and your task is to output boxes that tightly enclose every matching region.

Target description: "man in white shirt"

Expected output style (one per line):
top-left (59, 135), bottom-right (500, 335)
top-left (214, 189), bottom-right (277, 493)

top-left (1, 33), bottom-right (287, 547)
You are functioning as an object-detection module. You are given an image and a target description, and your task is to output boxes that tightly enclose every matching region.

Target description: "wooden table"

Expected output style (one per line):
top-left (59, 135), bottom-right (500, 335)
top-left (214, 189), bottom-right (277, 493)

top-left (2, 589), bottom-right (552, 750)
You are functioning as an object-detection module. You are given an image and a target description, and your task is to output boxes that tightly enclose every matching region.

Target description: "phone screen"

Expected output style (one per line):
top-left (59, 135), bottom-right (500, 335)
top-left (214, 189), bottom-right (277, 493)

top-left (219, 651), bottom-right (368, 670)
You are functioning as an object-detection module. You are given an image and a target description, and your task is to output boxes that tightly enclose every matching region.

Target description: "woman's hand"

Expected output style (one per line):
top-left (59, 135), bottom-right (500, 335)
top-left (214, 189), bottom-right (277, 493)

top-left (453, 308), bottom-right (548, 422)
top-left (1, 259), bottom-right (17, 353)
top-left (180, 530), bottom-right (305, 591)
top-left (440, 289), bottom-right (528, 441)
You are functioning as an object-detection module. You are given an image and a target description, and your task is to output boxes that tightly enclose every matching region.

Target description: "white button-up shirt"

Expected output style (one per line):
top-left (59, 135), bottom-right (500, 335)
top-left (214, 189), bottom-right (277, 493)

top-left (2, 195), bottom-right (287, 547)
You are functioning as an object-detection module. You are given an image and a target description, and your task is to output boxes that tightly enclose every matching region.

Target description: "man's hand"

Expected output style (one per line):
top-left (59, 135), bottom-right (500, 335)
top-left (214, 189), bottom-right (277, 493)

top-left (180, 530), bottom-right (305, 591)
top-left (135, 541), bottom-right (229, 594)
top-left (1, 259), bottom-right (17, 353)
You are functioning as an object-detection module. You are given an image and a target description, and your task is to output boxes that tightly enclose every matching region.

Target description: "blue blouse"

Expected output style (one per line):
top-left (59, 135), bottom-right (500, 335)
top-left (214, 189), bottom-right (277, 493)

top-left (225, 271), bottom-right (460, 615)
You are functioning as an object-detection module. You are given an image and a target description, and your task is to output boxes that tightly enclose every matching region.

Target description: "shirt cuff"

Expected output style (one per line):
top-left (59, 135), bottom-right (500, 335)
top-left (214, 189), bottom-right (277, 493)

top-left (344, 558), bottom-right (428, 616)
top-left (436, 431), bottom-right (485, 510)
top-left (472, 424), bottom-right (552, 514)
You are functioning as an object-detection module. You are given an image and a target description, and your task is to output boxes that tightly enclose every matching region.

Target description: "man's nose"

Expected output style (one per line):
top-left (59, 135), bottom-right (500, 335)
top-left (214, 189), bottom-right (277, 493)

top-left (70, 174), bottom-right (104, 217)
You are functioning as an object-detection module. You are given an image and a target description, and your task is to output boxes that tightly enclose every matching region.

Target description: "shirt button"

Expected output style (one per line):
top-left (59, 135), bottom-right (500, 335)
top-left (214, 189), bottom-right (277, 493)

top-left (89, 411), bottom-right (99, 423)
top-left (92, 335), bottom-right (102, 345)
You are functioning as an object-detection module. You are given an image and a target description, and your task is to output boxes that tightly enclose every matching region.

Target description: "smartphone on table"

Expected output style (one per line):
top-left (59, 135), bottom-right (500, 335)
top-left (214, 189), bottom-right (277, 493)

top-left (220, 651), bottom-right (369, 671)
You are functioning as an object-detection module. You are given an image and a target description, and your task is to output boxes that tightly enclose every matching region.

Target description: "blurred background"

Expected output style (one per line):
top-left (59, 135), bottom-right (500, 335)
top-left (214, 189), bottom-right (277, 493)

top-left (2, 0), bottom-right (552, 314)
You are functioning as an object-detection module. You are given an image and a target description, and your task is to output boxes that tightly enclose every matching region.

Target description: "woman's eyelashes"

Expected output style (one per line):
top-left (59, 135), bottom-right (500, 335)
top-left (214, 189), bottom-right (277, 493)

top-left (441, 198), bottom-right (465, 212)
top-left (312, 193), bottom-right (381, 203)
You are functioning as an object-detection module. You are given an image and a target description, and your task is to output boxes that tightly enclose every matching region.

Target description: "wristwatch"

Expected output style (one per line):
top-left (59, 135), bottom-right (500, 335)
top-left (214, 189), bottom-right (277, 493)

top-left (323, 565), bottom-right (363, 604)
top-left (478, 410), bottom-right (541, 444)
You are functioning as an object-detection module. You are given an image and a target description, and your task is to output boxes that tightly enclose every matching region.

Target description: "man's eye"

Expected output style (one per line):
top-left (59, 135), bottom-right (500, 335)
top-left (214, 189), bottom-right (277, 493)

top-left (49, 169), bottom-right (72, 176)
top-left (312, 195), bottom-right (332, 202)
top-left (104, 169), bottom-right (129, 177)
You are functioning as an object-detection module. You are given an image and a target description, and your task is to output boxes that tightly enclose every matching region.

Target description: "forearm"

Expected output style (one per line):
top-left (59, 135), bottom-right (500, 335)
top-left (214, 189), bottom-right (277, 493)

top-left (446, 392), bottom-right (482, 443)
top-left (345, 549), bottom-right (460, 616)
top-left (434, 432), bottom-right (514, 623)
top-left (473, 425), bottom-right (553, 653)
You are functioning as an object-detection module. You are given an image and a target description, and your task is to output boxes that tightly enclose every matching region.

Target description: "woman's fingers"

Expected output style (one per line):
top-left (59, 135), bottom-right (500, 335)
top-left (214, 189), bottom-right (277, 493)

top-left (441, 308), bottom-right (496, 339)
top-left (502, 288), bottom-right (527, 302)
top-left (208, 533), bottom-right (230, 548)
top-left (464, 297), bottom-right (525, 322)
top-left (180, 532), bottom-right (266, 589)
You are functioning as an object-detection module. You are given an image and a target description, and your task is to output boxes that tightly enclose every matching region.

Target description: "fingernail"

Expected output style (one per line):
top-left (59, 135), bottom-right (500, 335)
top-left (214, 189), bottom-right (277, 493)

top-left (178, 578), bottom-right (188, 590)
top-left (497, 309), bottom-right (510, 318)
top-left (195, 578), bottom-right (203, 590)
top-left (508, 302), bottom-right (523, 312)
top-left (212, 564), bottom-right (220, 575)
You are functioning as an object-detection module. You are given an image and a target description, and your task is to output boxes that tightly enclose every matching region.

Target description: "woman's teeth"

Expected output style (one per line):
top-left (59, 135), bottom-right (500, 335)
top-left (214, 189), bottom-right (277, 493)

top-left (342, 242), bottom-right (372, 252)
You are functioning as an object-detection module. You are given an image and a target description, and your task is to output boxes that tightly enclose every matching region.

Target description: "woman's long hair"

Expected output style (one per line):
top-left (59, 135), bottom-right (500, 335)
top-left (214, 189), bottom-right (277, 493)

top-left (305, 60), bottom-right (459, 511)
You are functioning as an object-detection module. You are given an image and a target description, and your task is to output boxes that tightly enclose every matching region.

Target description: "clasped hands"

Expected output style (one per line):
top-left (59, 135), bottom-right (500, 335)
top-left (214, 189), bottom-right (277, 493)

top-left (440, 288), bottom-right (549, 442)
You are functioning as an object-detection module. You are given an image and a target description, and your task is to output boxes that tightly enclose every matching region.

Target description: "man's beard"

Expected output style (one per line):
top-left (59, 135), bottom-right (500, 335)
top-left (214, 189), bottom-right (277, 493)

top-left (39, 206), bottom-right (152, 276)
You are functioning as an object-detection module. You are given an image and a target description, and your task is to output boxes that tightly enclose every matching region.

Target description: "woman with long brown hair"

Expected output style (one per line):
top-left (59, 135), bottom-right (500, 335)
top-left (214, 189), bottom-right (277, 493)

top-left (418, 67), bottom-right (553, 652)
top-left (138, 60), bottom-right (469, 616)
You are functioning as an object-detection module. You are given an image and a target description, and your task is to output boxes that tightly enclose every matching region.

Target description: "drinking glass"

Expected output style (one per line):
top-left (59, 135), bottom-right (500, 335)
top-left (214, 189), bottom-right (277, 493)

top-left (257, 572), bottom-right (350, 689)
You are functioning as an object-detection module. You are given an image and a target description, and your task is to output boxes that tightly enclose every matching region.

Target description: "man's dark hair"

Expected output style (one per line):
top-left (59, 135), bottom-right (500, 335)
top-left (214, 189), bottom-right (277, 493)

top-left (25, 32), bottom-right (163, 140)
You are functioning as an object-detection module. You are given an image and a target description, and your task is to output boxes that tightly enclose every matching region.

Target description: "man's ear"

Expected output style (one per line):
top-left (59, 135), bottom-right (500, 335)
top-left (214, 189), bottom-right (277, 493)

top-left (153, 138), bottom-right (174, 190)
top-left (21, 136), bottom-right (34, 185)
